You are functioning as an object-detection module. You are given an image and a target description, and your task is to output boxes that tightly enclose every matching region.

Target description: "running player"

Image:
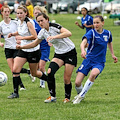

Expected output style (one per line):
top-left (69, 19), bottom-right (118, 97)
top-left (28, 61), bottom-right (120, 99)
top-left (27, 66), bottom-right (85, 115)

top-left (16, 12), bottom-right (77, 103)
top-left (33, 6), bottom-right (50, 88)
top-left (72, 15), bottom-right (118, 104)
top-left (7, 6), bottom-right (48, 99)
top-left (75, 7), bottom-right (93, 51)
top-left (0, 5), bottom-right (34, 91)
top-left (75, 7), bottom-right (93, 33)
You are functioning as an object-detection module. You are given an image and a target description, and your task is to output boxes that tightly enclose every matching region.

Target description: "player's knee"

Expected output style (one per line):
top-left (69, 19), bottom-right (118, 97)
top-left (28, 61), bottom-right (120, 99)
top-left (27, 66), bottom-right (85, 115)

top-left (39, 65), bottom-right (45, 72)
top-left (64, 76), bottom-right (71, 84)
top-left (75, 81), bottom-right (81, 87)
top-left (91, 72), bottom-right (98, 78)
top-left (48, 62), bottom-right (59, 75)
top-left (47, 68), bottom-right (51, 74)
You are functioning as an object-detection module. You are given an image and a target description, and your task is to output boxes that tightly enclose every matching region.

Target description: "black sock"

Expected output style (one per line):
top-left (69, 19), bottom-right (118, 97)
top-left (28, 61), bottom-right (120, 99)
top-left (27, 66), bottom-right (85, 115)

top-left (19, 77), bottom-right (25, 88)
top-left (40, 72), bottom-right (48, 81)
top-left (65, 82), bottom-right (72, 99)
top-left (13, 76), bottom-right (21, 94)
top-left (20, 68), bottom-right (30, 74)
top-left (47, 74), bottom-right (56, 97)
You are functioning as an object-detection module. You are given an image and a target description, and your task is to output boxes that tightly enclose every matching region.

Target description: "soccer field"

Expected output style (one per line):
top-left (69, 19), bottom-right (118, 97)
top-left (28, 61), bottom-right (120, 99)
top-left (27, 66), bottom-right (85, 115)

top-left (0, 13), bottom-right (120, 120)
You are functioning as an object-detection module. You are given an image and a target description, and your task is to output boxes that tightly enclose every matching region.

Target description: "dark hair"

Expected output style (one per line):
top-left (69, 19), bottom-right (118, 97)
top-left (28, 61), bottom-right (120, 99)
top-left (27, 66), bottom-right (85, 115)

top-left (94, 15), bottom-right (104, 22)
top-left (36, 12), bottom-right (49, 21)
top-left (81, 7), bottom-right (88, 14)
top-left (81, 7), bottom-right (93, 18)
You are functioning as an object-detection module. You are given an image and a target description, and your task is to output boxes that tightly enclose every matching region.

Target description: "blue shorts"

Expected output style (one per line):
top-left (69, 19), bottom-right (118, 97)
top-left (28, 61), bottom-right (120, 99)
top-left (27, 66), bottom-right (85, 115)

top-left (40, 47), bottom-right (50, 62)
top-left (76, 59), bottom-right (105, 76)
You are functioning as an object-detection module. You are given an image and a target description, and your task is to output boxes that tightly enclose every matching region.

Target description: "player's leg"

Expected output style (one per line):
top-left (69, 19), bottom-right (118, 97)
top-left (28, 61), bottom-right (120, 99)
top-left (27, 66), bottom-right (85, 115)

top-left (39, 60), bottom-right (46, 88)
top-left (63, 64), bottom-right (75, 103)
top-left (39, 47), bottom-right (50, 88)
top-left (73, 68), bottom-right (100, 104)
top-left (75, 72), bottom-right (85, 94)
top-left (44, 58), bottom-right (63, 103)
top-left (8, 57), bottom-right (27, 99)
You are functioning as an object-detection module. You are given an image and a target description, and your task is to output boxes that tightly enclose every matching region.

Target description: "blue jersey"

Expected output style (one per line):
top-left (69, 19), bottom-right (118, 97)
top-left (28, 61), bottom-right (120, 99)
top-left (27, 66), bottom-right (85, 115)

top-left (81, 14), bottom-right (93, 33)
top-left (83, 29), bottom-right (112, 63)
top-left (33, 19), bottom-right (50, 50)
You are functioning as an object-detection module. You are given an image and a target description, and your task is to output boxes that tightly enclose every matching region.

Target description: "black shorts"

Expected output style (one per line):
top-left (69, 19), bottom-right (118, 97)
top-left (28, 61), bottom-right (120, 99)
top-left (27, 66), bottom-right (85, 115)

top-left (5, 48), bottom-right (18, 59)
top-left (53, 48), bottom-right (77, 67)
top-left (17, 49), bottom-right (41, 63)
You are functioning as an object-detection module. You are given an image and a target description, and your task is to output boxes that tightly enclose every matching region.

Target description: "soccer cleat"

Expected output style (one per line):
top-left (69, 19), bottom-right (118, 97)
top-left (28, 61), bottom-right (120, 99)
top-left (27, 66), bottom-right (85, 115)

top-left (40, 80), bottom-right (45, 88)
top-left (73, 95), bottom-right (84, 104)
top-left (29, 74), bottom-right (36, 82)
top-left (72, 94), bottom-right (79, 103)
top-left (20, 87), bottom-right (26, 91)
top-left (44, 96), bottom-right (56, 103)
top-left (8, 93), bottom-right (19, 99)
top-left (63, 98), bottom-right (70, 103)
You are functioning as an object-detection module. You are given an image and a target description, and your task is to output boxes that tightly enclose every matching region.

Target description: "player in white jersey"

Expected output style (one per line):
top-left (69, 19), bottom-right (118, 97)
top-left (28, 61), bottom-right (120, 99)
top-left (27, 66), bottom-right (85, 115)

top-left (16, 12), bottom-right (77, 103)
top-left (7, 6), bottom-right (48, 99)
top-left (33, 6), bottom-right (50, 88)
top-left (72, 15), bottom-right (118, 104)
top-left (0, 5), bottom-right (35, 90)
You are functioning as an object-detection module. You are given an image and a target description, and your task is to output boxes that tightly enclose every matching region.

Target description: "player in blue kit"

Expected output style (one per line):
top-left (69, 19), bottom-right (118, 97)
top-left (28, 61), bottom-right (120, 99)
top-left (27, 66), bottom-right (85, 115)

top-left (75, 7), bottom-right (93, 33)
top-left (73, 15), bottom-right (118, 104)
top-left (75, 7), bottom-right (93, 50)
top-left (33, 6), bottom-right (50, 88)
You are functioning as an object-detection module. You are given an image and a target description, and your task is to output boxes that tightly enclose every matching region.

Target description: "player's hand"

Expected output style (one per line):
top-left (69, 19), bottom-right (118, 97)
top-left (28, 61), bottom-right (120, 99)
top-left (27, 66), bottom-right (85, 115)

top-left (16, 45), bottom-right (22, 49)
top-left (48, 42), bottom-right (53, 47)
top-left (75, 21), bottom-right (79, 26)
top-left (0, 42), bottom-right (4, 47)
top-left (47, 36), bottom-right (55, 42)
top-left (8, 33), bottom-right (12, 38)
top-left (81, 50), bottom-right (86, 59)
top-left (16, 40), bottom-right (21, 44)
top-left (112, 55), bottom-right (118, 63)
top-left (15, 36), bottom-right (23, 41)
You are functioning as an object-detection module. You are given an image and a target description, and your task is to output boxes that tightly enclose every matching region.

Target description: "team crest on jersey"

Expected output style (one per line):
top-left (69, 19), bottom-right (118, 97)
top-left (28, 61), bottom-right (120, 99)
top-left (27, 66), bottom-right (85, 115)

top-left (103, 36), bottom-right (108, 42)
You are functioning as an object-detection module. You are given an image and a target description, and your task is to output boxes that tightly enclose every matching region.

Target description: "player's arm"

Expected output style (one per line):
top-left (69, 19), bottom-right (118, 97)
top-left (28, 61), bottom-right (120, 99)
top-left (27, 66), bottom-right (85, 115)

top-left (0, 34), bottom-right (4, 47)
top-left (108, 42), bottom-right (118, 63)
top-left (80, 37), bottom-right (87, 59)
top-left (8, 31), bottom-right (19, 38)
top-left (75, 21), bottom-right (84, 29)
top-left (84, 24), bottom-right (93, 28)
top-left (47, 27), bottom-right (72, 42)
top-left (16, 38), bottom-right (42, 49)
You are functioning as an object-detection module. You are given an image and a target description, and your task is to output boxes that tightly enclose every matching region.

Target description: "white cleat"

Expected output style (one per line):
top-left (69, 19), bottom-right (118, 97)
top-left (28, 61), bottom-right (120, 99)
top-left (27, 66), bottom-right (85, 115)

top-left (72, 94), bottom-right (79, 103)
top-left (29, 74), bottom-right (36, 82)
top-left (20, 87), bottom-right (26, 91)
top-left (44, 96), bottom-right (56, 103)
top-left (73, 96), bottom-right (84, 104)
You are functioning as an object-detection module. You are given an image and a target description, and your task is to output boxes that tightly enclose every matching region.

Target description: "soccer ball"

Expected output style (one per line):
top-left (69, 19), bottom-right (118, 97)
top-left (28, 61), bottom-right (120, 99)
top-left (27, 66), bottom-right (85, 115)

top-left (0, 71), bottom-right (8, 86)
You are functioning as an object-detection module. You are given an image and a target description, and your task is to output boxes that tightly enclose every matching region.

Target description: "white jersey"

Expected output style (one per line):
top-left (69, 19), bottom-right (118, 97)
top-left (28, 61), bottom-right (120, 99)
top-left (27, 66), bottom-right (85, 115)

top-left (37, 23), bottom-right (75, 54)
top-left (17, 17), bottom-right (40, 52)
top-left (0, 19), bottom-right (17, 49)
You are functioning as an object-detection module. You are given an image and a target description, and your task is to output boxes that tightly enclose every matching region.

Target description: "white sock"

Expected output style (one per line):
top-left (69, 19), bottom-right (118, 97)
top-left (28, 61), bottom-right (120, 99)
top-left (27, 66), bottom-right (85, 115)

top-left (75, 84), bottom-right (83, 94)
top-left (79, 79), bottom-right (94, 98)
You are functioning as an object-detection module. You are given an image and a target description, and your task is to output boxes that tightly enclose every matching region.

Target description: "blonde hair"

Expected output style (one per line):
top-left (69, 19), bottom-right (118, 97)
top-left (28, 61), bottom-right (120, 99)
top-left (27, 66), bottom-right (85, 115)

top-left (26, 0), bottom-right (33, 6)
top-left (17, 5), bottom-right (30, 17)
top-left (34, 6), bottom-right (48, 16)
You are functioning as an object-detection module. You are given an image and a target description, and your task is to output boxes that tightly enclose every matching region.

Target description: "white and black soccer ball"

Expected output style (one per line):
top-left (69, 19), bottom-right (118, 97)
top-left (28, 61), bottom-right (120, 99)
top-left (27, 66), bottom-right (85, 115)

top-left (0, 71), bottom-right (8, 86)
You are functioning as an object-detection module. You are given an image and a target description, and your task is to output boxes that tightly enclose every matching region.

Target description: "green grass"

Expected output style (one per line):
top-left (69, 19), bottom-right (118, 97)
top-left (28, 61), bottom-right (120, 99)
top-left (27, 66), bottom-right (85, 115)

top-left (0, 13), bottom-right (120, 120)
